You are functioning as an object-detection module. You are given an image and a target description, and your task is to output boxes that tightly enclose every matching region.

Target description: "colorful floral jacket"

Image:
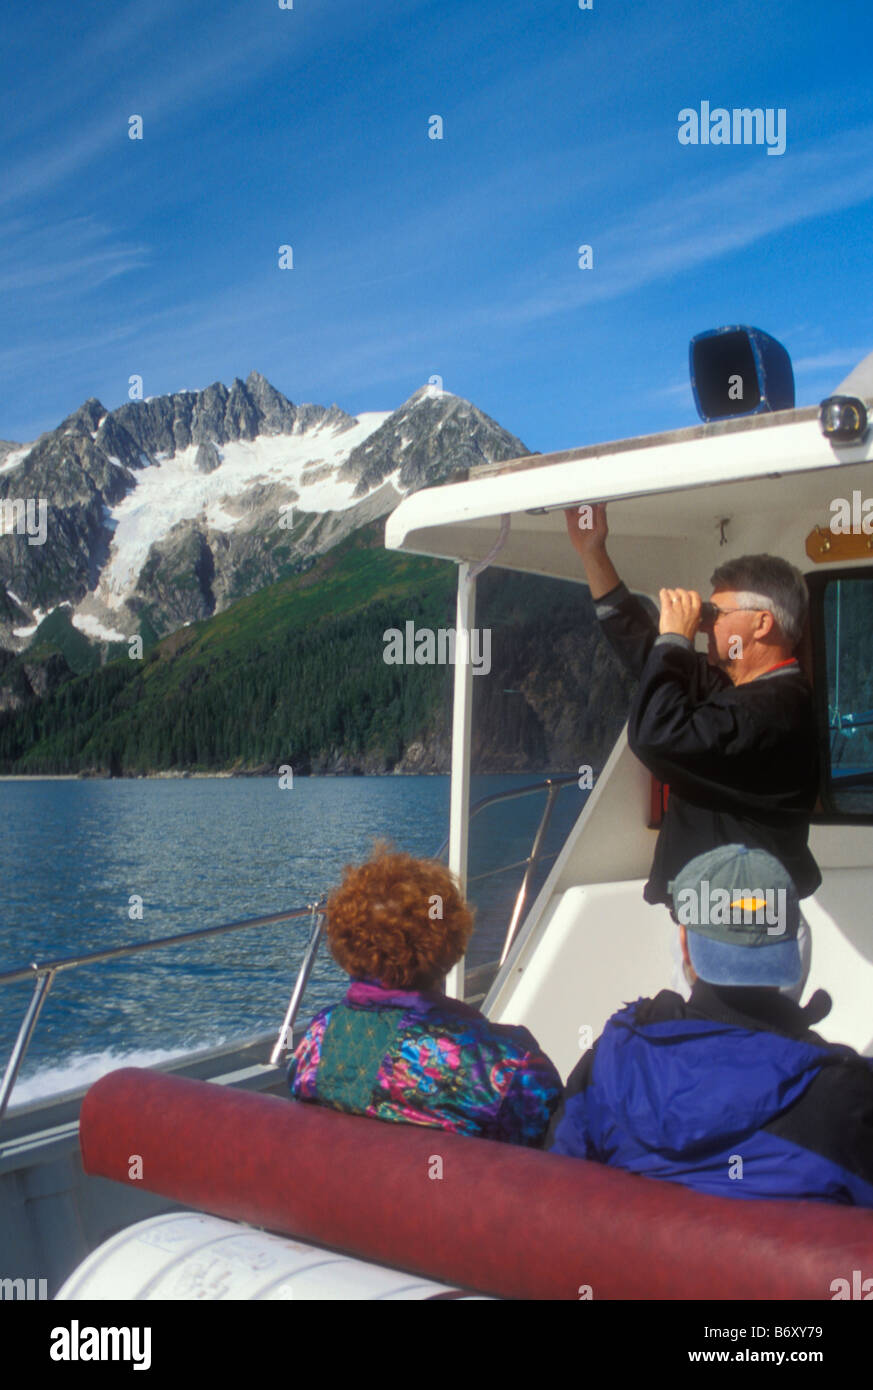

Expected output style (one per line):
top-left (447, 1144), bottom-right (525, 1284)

top-left (287, 980), bottom-right (562, 1147)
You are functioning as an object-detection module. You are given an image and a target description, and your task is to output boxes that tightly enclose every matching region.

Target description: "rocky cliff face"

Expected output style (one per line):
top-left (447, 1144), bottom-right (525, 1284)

top-left (0, 399), bottom-right (136, 623)
top-left (0, 377), bottom-right (643, 781)
top-left (340, 385), bottom-right (528, 495)
top-left (284, 571), bottom-right (635, 777)
top-left (110, 372), bottom-right (358, 456)
top-left (388, 571), bottom-right (634, 775)
top-left (0, 373), bottom-right (360, 644)
top-left (0, 374), bottom-right (530, 651)
top-left (0, 644), bottom-right (72, 712)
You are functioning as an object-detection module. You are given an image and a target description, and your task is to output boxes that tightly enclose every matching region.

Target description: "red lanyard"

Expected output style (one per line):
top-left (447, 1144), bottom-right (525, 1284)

top-left (757, 658), bottom-right (797, 677)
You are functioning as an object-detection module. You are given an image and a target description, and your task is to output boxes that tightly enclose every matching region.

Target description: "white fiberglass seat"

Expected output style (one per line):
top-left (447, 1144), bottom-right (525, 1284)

top-left (493, 880), bottom-right (675, 1081)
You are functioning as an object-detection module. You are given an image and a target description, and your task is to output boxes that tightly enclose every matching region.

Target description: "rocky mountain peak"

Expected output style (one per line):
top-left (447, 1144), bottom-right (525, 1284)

top-left (340, 385), bottom-right (529, 496)
top-left (0, 371), bottom-right (530, 655)
top-left (245, 369), bottom-right (277, 396)
top-left (59, 398), bottom-right (107, 435)
top-left (406, 382), bottom-right (452, 404)
top-left (243, 370), bottom-right (299, 434)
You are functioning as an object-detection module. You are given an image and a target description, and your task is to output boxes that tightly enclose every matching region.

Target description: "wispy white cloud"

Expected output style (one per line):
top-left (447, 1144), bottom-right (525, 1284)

top-left (11, 121), bottom-right (873, 428)
top-left (0, 19), bottom-right (287, 209)
top-left (291, 123), bottom-right (873, 383)
top-left (0, 114), bottom-right (129, 211)
top-left (792, 350), bottom-right (869, 373)
top-left (648, 381), bottom-right (694, 401)
top-left (1, 0), bottom-right (193, 144)
top-left (0, 215), bottom-right (150, 295)
top-left (477, 124), bottom-right (873, 330)
top-left (85, 0), bottom-right (197, 64)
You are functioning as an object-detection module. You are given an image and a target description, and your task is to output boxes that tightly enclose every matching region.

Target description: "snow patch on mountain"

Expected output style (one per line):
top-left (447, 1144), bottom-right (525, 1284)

top-left (0, 446), bottom-right (33, 475)
top-left (72, 613), bottom-right (128, 643)
top-left (13, 605), bottom-right (57, 638)
top-left (96, 411), bottom-right (391, 609)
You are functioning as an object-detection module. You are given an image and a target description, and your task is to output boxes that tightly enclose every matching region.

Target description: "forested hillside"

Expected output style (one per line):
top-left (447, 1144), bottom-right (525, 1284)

top-left (0, 525), bottom-right (634, 776)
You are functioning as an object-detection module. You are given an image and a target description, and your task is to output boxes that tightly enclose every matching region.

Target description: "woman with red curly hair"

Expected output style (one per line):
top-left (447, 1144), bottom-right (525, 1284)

top-left (287, 843), bottom-right (561, 1146)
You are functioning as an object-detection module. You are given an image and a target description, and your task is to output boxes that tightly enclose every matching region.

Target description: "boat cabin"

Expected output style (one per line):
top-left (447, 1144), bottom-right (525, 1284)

top-left (385, 388), bottom-right (873, 1071)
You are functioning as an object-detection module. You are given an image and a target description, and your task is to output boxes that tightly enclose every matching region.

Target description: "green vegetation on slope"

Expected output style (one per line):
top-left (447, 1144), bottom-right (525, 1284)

top-left (0, 527), bottom-right (457, 774)
top-left (24, 606), bottom-right (110, 674)
top-left (0, 524), bottom-right (634, 777)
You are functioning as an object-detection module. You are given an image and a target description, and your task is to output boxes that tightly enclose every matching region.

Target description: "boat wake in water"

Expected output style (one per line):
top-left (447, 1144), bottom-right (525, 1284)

top-left (9, 1042), bottom-right (228, 1109)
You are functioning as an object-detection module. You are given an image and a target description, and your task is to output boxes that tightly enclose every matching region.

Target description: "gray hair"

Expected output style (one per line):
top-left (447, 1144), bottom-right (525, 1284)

top-left (709, 555), bottom-right (808, 649)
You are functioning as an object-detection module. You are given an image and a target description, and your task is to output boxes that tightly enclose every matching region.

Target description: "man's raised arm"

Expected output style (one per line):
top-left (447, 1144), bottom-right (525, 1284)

top-left (563, 503), bottom-right (620, 599)
top-left (564, 503), bottom-right (659, 679)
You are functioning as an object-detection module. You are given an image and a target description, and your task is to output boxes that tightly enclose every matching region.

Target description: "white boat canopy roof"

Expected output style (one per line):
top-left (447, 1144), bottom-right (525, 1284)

top-left (385, 405), bottom-right (873, 592)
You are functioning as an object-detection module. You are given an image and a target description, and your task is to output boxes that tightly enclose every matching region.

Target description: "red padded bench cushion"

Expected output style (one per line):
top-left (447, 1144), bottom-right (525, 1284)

top-left (80, 1067), bottom-right (873, 1300)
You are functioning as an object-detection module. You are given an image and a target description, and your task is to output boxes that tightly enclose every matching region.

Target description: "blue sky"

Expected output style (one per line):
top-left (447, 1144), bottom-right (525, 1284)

top-left (3, 0), bottom-right (873, 452)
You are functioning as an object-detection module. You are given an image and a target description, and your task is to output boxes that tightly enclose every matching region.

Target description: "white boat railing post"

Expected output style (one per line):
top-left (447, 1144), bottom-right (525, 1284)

top-left (270, 904), bottom-right (326, 1064)
top-left (446, 561), bottom-right (475, 1000)
top-left (499, 780), bottom-right (561, 966)
top-left (0, 967), bottom-right (56, 1124)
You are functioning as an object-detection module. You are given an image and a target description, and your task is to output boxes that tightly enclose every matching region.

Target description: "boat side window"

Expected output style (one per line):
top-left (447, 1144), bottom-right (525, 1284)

top-left (810, 570), bottom-right (873, 817)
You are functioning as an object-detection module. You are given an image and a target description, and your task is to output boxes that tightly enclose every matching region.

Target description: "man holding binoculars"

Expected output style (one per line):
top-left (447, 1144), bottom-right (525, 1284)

top-left (564, 502), bottom-right (821, 908)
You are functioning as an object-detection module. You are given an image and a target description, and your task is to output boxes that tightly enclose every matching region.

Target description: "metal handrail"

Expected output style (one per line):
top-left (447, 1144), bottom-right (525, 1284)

top-left (0, 772), bottom-right (584, 1124)
top-left (0, 902), bottom-right (325, 1125)
top-left (429, 773), bottom-right (580, 861)
top-left (467, 851), bottom-right (559, 886)
top-left (499, 777), bottom-right (564, 965)
top-left (269, 904), bottom-right (325, 1065)
top-left (0, 904), bottom-right (325, 989)
top-left (432, 773), bottom-right (580, 968)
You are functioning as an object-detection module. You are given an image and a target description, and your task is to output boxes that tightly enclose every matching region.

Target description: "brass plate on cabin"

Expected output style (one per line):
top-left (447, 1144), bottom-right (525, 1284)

top-left (805, 525), bottom-right (873, 562)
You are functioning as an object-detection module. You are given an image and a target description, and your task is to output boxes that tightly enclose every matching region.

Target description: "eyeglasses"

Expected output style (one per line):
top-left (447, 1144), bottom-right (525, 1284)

top-left (699, 603), bottom-right (768, 625)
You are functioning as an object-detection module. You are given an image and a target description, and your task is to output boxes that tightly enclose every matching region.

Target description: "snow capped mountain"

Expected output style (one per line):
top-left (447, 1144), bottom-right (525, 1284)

top-left (94, 410), bottom-right (392, 612)
top-left (0, 373), bottom-right (528, 649)
top-left (340, 383), bottom-right (521, 496)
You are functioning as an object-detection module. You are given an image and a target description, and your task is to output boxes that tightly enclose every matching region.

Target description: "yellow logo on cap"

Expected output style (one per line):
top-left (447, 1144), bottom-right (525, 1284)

top-left (729, 896), bottom-right (767, 912)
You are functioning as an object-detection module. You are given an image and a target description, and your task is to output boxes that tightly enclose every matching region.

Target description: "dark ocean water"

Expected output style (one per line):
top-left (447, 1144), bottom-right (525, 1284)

top-left (0, 774), bottom-right (583, 1104)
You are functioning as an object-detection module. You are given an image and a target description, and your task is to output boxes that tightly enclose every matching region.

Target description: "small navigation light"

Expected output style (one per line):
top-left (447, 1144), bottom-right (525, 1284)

top-left (689, 326), bottom-right (795, 422)
top-left (819, 395), bottom-right (868, 445)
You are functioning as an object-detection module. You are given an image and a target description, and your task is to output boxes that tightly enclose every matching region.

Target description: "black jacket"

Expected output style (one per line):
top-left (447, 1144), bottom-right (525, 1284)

top-left (595, 583), bottom-right (821, 902)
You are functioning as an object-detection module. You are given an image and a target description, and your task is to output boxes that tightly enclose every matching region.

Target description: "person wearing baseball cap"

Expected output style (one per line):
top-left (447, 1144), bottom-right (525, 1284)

top-left (549, 847), bottom-right (873, 1205)
top-left (672, 842), bottom-right (804, 986)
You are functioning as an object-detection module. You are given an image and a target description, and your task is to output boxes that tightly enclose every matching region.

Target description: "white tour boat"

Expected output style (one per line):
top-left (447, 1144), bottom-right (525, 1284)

top-left (2, 328), bottom-right (872, 1301)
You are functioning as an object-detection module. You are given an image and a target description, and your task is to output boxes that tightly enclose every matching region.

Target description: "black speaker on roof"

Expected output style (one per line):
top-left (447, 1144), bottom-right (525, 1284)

top-left (689, 326), bottom-right (794, 422)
